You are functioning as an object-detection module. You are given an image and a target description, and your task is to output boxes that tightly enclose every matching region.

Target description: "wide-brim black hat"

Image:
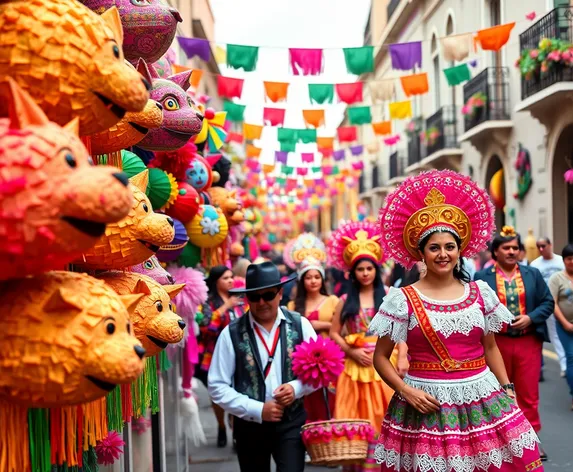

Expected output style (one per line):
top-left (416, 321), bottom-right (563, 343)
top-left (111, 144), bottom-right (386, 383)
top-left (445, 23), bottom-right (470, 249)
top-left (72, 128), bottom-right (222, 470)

top-left (229, 261), bottom-right (297, 294)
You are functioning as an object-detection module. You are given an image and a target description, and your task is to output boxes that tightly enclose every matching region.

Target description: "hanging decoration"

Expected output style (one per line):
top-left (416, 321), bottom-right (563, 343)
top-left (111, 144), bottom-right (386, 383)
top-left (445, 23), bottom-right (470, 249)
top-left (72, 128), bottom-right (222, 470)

top-left (217, 76), bottom-right (244, 99)
top-left (264, 107), bottom-right (286, 126)
top-left (350, 145), bottom-right (364, 156)
top-left (333, 149), bottom-right (346, 161)
top-left (389, 41), bottom-right (422, 70)
top-left (440, 33), bottom-right (474, 62)
top-left (475, 23), bottom-right (515, 52)
top-left (275, 151), bottom-right (289, 164)
top-left (224, 101), bottom-right (246, 122)
top-left (226, 44), bottom-right (259, 71)
top-left (489, 168), bottom-right (505, 209)
top-left (177, 37), bottom-right (211, 62)
top-left (389, 100), bottom-right (413, 119)
top-left (302, 109), bottom-right (326, 128)
top-left (246, 144), bottom-right (262, 158)
top-left (400, 73), bottom-right (429, 96)
top-left (347, 106), bottom-right (372, 125)
top-left (264, 81), bottom-right (290, 102)
top-left (370, 79), bottom-right (395, 102)
top-left (316, 136), bottom-right (334, 149)
top-left (243, 123), bottom-right (264, 140)
top-left (335, 82), bottom-right (363, 104)
top-left (337, 126), bottom-right (357, 142)
top-left (289, 48), bottom-right (324, 75)
top-left (343, 46), bottom-right (374, 75)
top-left (372, 121), bottom-right (392, 136)
top-left (194, 108), bottom-right (228, 153)
top-left (443, 63), bottom-right (471, 86)
top-left (514, 143), bottom-right (532, 200)
top-left (309, 84), bottom-right (335, 104)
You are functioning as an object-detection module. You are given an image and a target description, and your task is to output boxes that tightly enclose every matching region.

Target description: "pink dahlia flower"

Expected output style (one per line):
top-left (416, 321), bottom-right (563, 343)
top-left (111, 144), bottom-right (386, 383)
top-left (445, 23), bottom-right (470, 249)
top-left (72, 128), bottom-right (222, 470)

top-left (564, 169), bottom-right (573, 184)
top-left (292, 337), bottom-right (345, 389)
top-left (96, 431), bottom-right (125, 465)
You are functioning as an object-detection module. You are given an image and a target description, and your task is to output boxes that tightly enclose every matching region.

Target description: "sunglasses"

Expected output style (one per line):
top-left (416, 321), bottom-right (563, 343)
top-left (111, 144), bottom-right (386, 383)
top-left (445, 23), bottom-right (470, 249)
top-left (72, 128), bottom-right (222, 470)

top-left (246, 289), bottom-right (280, 303)
top-left (537, 245), bottom-right (547, 249)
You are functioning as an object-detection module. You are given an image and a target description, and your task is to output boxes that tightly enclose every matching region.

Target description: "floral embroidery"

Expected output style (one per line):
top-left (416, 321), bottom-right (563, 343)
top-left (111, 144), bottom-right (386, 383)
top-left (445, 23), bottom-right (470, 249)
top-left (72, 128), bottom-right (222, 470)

top-left (237, 328), bottom-right (259, 399)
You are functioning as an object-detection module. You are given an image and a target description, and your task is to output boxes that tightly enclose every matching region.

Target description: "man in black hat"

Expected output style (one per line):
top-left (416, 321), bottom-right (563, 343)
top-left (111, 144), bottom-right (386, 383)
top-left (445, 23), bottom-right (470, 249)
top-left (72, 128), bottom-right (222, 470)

top-left (208, 261), bottom-right (317, 472)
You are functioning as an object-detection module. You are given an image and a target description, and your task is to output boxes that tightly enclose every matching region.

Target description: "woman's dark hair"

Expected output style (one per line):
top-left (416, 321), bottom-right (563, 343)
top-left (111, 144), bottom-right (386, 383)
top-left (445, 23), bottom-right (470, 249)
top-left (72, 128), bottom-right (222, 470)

top-left (294, 270), bottom-right (329, 314)
top-left (400, 264), bottom-right (420, 287)
top-left (341, 258), bottom-right (386, 323)
top-left (490, 233), bottom-right (522, 261)
top-left (418, 230), bottom-right (471, 283)
top-left (562, 244), bottom-right (573, 259)
top-left (205, 265), bottom-right (232, 309)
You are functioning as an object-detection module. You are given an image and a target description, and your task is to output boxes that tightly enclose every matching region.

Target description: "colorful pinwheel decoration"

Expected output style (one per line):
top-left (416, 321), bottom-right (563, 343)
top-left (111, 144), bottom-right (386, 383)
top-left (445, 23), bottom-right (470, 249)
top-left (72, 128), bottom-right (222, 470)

top-left (194, 107), bottom-right (228, 153)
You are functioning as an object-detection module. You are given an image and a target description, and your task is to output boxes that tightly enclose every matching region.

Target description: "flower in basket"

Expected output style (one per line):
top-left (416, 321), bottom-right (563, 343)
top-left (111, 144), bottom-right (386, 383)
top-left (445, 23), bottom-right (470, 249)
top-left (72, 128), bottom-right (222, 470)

top-left (95, 430), bottom-right (125, 466)
top-left (292, 336), bottom-right (345, 389)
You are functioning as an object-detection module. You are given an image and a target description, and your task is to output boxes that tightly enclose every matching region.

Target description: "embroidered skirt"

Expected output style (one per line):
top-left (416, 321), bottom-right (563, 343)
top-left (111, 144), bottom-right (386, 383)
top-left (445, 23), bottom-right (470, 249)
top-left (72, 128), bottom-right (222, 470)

top-left (375, 369), bottom-right (543, 472)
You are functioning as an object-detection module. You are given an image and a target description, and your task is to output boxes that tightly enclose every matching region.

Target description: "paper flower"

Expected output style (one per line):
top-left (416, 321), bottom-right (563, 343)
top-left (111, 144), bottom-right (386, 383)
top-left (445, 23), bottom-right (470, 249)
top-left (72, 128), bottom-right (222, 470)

top-left (292, 337), bottom-right (344, 389)
top-left (564, 169), bottom-right (573, 184)
top-left (132, 416), bottom-right (152, 435)
top-left (96, 430), bottom-right (125, 465)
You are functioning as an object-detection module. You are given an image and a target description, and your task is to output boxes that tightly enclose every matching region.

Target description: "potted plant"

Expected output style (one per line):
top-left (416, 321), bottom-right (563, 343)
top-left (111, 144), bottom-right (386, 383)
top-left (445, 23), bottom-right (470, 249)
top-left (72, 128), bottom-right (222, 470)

top-left (405, 117), bottom-right (422, 138)
top-left (421, 127), bottom-right (441, 147)
top-left (462, 91), bottom-right (486, 119)
top-left (516, 37), bottom-right (573, 79)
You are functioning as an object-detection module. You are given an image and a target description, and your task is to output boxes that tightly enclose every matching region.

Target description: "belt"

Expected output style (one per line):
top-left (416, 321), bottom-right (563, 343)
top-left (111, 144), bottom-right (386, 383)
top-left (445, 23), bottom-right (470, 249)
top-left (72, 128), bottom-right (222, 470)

top-left (409, 356), bottom-right (486, 372)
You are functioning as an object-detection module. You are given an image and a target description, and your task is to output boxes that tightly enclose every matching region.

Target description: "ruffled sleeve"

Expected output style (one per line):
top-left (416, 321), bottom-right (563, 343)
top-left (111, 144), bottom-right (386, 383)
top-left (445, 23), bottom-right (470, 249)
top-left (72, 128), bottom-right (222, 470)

top-left (368, 287), bottom-right (409, 343)
top-left (475, 280), bottom-right (514, 334)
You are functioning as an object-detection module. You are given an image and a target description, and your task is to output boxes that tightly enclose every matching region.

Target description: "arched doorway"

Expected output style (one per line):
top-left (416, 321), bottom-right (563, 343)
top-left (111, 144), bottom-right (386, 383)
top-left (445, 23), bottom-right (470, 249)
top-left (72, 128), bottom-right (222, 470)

top-left (485, 155), bottom-right (506, 230)
top-left (552, 124), bottom-right (573, 250)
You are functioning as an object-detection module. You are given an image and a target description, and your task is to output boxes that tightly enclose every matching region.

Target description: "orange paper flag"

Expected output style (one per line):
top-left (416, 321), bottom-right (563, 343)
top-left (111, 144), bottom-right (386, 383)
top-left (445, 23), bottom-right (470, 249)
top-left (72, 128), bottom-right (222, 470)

top-left (246, 144), bottom-right (262, 158)
top-left (243, 123), bottom-right (263, 140)
top-left (264, 81), bottom-right (290, 102)
top-left (372, 121), bottom-right (392, 136)
top-left (475, 22), bottom-right (515, 51)
top-left (316, 136), bottom-right (335, 149)
top-left (302, 109), bottom-right (325, 128)
top-left (400, 73), bottom-right (429, 97)
top-left (262, 164), bottom-right (275, 173)
top-left (172, 65), bottom-right (203, 89)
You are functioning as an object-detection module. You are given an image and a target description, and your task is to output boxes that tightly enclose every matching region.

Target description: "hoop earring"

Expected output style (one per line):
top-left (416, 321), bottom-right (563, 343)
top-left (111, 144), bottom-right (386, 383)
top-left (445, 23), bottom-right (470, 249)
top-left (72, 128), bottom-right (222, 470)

top-left (419, 259), bottom-right (427, 273)
top-left (456, 259), bottom-right (461, 271)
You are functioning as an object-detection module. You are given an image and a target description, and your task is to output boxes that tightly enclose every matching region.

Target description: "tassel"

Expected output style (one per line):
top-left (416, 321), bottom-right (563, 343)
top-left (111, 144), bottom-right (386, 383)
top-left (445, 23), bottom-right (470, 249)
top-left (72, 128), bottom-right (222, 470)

top-left (28, 408), bottom-right (51, 472)
top-left (80, 136), bottom-right (92, 156)
top-left (107, 150), bottom-right (123, 170)
top-left (121, 384), bottom-right (133, 423)
top-left (83, 399), bottom-right (108, 451)
top-left (0, 401), bottom-right (30, 472)
top-left (82, 446), bottom-right (98, 472)
top-left (159, 350), bottom-right (172, 372)
top-left (76, 406), bottom-right (83, 469)
top-left (51, 408), bottom-right (62, 465)
top-left (106, 387), bottom-right (123, 433)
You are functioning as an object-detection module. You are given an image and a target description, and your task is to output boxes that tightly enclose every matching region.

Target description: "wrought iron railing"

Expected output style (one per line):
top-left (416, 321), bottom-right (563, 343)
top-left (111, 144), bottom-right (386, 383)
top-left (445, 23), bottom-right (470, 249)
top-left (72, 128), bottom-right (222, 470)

top-left (359, 173), bottom-right (365, 194)
top-left (462, 67), bottom-right (510, 132)
top-left (387, 0), bottom-right (401, 22)
top-left (424, 106), bottom-right (458, 156)
top-left (407, 134), bottom-right (421, 166)
top-left (371, 165), bottom-right (379, 189)
top-left (519, 7), bottom-right (573, 99)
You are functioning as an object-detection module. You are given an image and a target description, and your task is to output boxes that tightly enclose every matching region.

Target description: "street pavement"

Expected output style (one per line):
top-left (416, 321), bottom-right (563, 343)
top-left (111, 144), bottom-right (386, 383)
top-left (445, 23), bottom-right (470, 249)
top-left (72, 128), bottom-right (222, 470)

top-left (185, 350), bottom-right (572, 472)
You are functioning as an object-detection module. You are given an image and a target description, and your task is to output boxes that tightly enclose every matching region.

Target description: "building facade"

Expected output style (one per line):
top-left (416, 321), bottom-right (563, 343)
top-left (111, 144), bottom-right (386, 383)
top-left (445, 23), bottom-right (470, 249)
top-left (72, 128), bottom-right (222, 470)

top-left (358, 0), bottom-right (573, 250)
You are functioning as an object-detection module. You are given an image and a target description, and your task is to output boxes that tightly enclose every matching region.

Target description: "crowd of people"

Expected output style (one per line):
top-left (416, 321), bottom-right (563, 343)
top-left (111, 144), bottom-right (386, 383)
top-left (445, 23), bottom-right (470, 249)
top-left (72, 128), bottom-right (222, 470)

top-left (185, 170), bottom-right (571, 472)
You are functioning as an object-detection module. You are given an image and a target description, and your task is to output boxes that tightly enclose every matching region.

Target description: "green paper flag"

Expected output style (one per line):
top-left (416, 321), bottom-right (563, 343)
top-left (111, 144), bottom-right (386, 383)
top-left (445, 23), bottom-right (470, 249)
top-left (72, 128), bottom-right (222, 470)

top-left (276, 176), bottom-right (287, 185)
top-left (297, 128), bottom-right (317, 143)
top-left (278, 128), bottom-right (297, 143)
top-left (343, 46), bottom-right (374, 75)
top-left (443, 63), bottom-right (471, 86)
top-left (332, 165), bottom-right (340, 175)
top-left (283, 165), bottom-right (295, 175)
top-left (309, 84), bottom-right (334, 104)
top-left (348, 106), bottom-right (372, 125)
top-left (311, 166), bottom-right (321, 173)
top-left (227, 44), bottom-right (259, 71)
top-left (223, 101), bottom-right (246, 122)
top-left (280, 141), bottom-right (296, 152)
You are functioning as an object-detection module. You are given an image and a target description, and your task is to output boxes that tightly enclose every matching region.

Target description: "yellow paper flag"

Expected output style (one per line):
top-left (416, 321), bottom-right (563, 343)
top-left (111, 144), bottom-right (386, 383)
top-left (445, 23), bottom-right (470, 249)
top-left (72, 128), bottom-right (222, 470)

top-left (389, 100), bottom-right (412, 120)
top-left (214, 46), bottom-right (227, 64)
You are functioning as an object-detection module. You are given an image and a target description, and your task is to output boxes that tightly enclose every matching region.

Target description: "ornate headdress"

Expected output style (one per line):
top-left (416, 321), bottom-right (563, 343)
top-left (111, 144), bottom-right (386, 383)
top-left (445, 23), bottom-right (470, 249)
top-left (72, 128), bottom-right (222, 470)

top-left (297, 255), bottom-right (325, 280)
top-left (283, 232), bottom-right (327, 270)
top-left (327, 220), bottom-right (383, 271)
top-left (379, 170), bottom-right (495, 269)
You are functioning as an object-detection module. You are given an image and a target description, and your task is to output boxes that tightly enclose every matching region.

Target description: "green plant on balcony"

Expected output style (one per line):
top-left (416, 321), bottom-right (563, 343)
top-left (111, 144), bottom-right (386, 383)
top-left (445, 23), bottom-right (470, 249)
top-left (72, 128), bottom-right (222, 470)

top-left (461, 92), bottom-right (486, 117)
top-left (420, 127), bottom-right (441, 147)
top-left (516, 37), bottom-right (573, 80)
top-left (405, 117), bottom-right (422, 138)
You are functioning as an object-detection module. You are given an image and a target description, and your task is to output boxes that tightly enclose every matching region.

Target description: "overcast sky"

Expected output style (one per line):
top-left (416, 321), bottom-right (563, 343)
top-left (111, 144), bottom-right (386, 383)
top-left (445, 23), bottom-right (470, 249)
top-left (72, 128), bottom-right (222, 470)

top-left (210, 0), bottom-right (372, 167)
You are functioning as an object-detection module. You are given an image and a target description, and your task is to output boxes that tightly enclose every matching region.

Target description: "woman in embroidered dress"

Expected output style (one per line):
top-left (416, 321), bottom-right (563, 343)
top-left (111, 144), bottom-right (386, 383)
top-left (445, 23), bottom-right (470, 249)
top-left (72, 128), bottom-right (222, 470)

top-left (287, 256), bottom-right (340, 422)
top-left (327, 221), bottom-right (408, 472)
top-left (370, 170), bottom-right (543, 472)
top-left (196, 265), bottom-right (247, 448)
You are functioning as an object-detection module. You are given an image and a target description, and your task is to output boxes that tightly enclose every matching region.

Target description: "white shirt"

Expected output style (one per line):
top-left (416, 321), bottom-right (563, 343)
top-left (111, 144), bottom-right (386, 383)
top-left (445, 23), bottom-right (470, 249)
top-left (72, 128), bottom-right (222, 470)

top-left (531, 254), bottom-right (564, 283)
top-left (208, 309), bottom-right (317, 423)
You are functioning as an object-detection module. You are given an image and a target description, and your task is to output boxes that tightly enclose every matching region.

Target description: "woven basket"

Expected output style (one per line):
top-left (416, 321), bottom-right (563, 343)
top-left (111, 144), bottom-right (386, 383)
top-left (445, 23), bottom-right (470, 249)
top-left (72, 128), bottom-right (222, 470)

top-left (301, 419), bottom-right (372, 466)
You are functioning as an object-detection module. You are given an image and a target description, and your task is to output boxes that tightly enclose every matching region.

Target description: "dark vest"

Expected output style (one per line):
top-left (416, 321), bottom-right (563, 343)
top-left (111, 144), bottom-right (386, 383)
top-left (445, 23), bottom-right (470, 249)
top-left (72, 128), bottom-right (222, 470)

top-left (228, 308), bottom-right (305, 420)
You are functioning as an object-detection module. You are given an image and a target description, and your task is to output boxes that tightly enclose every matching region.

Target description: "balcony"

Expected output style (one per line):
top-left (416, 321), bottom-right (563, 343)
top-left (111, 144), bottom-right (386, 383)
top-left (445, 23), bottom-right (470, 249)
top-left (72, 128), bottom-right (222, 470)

top-left (515, 7), bottom-right (573, 127)
top-left (458, 67), bottom-right (512, 155)
top-left (387, 0), bottom-right (401, 22)
top-left (388, 151), bottom-right (407, 185)
top-left (408, 106), bottom-right (462, 172)
top-left (371, 164), bottom-right (380, 189)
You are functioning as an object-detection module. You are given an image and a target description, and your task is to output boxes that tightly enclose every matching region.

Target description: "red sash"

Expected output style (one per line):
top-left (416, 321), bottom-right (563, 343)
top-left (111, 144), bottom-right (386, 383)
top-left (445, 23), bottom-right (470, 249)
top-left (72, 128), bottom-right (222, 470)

top-left (494, 264), bottom-right (530, 335)
top-left (402, 285), bottom-right (486, 372)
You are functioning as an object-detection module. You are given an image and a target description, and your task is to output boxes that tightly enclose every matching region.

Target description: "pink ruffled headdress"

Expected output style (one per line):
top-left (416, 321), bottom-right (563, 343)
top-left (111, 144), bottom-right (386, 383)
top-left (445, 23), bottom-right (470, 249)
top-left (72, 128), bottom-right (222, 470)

top-left (327, 220), bottom-right (383, 271)
top-left (378, 170), bottom-right (495, 269)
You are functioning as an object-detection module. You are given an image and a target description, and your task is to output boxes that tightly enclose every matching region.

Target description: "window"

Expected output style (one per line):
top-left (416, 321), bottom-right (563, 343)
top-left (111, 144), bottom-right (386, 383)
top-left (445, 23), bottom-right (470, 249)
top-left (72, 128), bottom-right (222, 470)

top-left (445, 15), bottom-right (455, 106)
top-left (431, 34), bottom-right (440, 109)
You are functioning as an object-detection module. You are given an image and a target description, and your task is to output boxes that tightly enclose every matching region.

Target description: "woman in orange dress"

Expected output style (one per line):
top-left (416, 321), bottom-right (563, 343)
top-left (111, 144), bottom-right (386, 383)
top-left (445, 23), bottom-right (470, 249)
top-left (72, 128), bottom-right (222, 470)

top-left (288, 256), bottom-right (339, 421)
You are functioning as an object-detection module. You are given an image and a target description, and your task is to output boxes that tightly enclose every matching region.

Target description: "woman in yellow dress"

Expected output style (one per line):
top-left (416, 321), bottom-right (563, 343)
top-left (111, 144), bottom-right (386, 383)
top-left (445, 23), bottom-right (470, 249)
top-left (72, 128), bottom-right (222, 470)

top-left (327, 220), bottom-right (408, 472)
top-left (288, 256), bottom-right (339, 421)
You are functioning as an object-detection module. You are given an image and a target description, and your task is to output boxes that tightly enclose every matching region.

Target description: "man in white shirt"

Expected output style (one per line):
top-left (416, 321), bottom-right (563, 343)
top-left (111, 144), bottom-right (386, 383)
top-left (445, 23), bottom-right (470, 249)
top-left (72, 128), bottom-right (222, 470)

top-left (208, 261), bottom-right (317, 472)
top-left (531, 237), bottom-right (567, 376)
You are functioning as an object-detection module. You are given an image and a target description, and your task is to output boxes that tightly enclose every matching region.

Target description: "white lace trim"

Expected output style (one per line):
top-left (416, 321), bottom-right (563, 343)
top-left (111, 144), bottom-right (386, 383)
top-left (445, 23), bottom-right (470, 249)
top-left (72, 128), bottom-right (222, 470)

top-left (371, 283), bottom-right (513, 340)
top-left (374, 429), bottom-right (539, 472)
top-left (402, 370), bottom-right (501, 405)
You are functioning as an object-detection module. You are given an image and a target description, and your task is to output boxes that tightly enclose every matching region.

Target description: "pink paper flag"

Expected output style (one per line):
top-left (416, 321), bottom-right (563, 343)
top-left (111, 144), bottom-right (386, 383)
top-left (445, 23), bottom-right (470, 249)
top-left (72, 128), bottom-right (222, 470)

top-left (289, 48), bottom-right (323, 76)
